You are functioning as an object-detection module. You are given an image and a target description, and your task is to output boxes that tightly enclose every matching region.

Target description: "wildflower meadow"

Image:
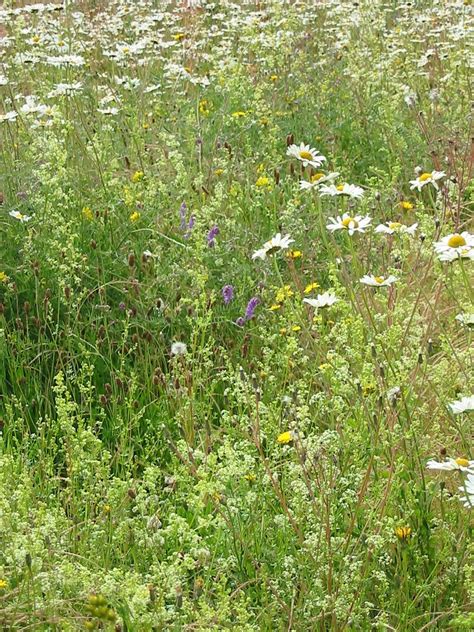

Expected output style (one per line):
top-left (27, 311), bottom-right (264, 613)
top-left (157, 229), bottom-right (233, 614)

top-left (1, 1), bottom-right (473, 630)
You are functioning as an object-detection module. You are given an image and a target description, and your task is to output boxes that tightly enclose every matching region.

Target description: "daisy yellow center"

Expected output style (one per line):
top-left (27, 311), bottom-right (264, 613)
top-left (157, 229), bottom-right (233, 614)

top-left (299, 150), bottom-right (313, 160)
top-left (455, 458), bottom-right (469, 467)
top-left (374, 276), bottom-right (385, 284)
top-left (311, 173), bottom-right (325, 182)
top-left (336, 184), bottom-right (345, 191)
top-left (342, 216), bottom-right (358, 228)
top-left (267, 245), bottom-right (281, 255)
top-left (419, 172), bottom-right (432, 181)
top-left (389, 222), bottom-right (402, 230)
top-left (447, 234), bottom-right (466, 248)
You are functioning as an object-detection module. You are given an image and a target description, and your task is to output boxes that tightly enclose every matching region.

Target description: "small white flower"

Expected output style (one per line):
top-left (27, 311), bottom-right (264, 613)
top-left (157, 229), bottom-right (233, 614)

top-left (459, 472), bottom-right (474, 508)
top-left (387, 386), bottom-right (401, 402)
top-left (171, 342), bottom-right (187, 356)
top-left (433, 232), bottom-right (474, 262)
top-left (303, 292), bottom-right (339, 308)
top-left (427, 458), bottom-right (474, 472)
top-left (319, 183), bottom-right (364, 199)
top-left (9, 210), bottom-right (32, 222)
top-left (143, 250), bottom-right (155, 258)
top-left (448, 395), bottom-right (474, 415)
top-left (286, 143), bottom-right (326, 168)
top-left (0, 111), bottom-right (18, 123)
top-left (375, 221), bottom-right (418, 236)
top-left (299, 172), bottom-right (340, 190)
top-left (360, 274), bottom-right (397, 287)
top-left (455, 313), bottom-right (474, 327)
top-left (252, 233), bottom-right (294, 260)
top-left (326, 213), bottom-right (372, 236)
top-left (409, 170), bottom-right (445, 191)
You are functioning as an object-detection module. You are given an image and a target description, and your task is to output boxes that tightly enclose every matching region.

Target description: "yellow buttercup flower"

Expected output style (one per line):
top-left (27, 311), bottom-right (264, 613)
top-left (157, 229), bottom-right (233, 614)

top-left (231, 111), bottom-right (247, 118)
top-left (129, 211), bottom-right (141, 222)
top-left (0, 271), bottom-right (9, 283)
top-left (287, 250), bottom-right (302, 259)
top-left (400, 200), bottom-right (414, 211)
top-left (256, 176), bottom-right (271, 188)
top-left (0, 579), bottom-right (7, 590)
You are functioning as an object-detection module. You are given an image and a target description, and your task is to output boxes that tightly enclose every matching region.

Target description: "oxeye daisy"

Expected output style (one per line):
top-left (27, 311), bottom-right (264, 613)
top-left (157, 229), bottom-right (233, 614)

top-left (448, 395), bottom-right (474, 415)
top-left (433, 232), bottom-right (474, 262)
top-left (360, 274), bottom-right (397, 287)
top-left (319, 183), bottom-right (364, 199)
top-left (286, 143), bottom-right (326, 168)
top-left (326, 213), bottom-right (372, 235)
top-left (303, 292), bottom-right (338, 308)
top-left (409, 170), bottom-right (445, 191)
top-left (427, 457), bottom-right (474, 472)
top-left (375, 221), bottom-right (418, 235)
top-left (9, 210), bottom-right (32, 222)
top-left (459, 472), bottom-right (474, 508)
top-left (299, 172), bottom-right (339, 190)
top-left (252, 233), bottom-right (294, 260)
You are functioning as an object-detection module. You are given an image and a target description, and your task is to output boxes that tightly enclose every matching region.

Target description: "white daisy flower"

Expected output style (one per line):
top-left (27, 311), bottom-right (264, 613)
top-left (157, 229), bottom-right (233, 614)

top-left (252, 233), bottom-right (294, 260)
top-left (303, 292), bottom-right (339, 308)
top-left (326, 213), bottom-right (372, 236)
top-left (0, 111), bottom-right (18, 123)
top-left (299, 172), bottom-right (340, 190)
top-left (459, 472), bottom-right (474, 508)
top-left (455, 313), bottom-right (474, 327)
top-left (409, 170), bottom-right (445, 191)
top-left (448, 395), bottom-right (474, 415)
top-left (9, 210), bottom-right (32, 222)
top-left (375, 221), bottom-right (418, 236)
top-left (171, 342), bottom-right (187, 356)
top-left (427, 458), bottom-right (474, 472)
top-left (286, 143), bottom-right (326, 168)
top-left (360, 274), bottom-right (397, 287)
top-left (319, 183), bottom-right (364, 199)
top-left (433, 232), bottom-right (474, 262)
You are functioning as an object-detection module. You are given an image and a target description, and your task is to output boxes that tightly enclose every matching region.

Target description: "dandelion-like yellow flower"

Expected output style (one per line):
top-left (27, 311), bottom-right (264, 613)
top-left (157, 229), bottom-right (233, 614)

top-left (277, 431), bottom-right (293, 444)
top-left (291, 325), bottom-right (301, 332)
top-left (304, 282), bottom-right (319, 294)
top-left (0, 271), bottom-right (9, 283)
top-left (231, 111), bottom-right (247, 118)
top-left (0, 579), bottom-right (7, 590)
top-left (395, 526), bottom-right (412, 541)
top-left (129, 211), bottom-right (141, 222)
top-left (287, 250), bottom-right (302, 259)
top-left (400, 200), bottom-right (414, 211)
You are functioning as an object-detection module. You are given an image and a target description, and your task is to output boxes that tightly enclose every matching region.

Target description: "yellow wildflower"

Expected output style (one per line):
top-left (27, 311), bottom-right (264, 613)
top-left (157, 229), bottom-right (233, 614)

top-left (231, 111), bottom-right (247, 118)
top-left (270, 304), bottom-right (282, 311)
top-left (214, 168), bottom-right (224, 176)
top-left (82, 206), bottom-right (94, 221)
top-left (275, 285), bottom-right (294, 303)
top-left (129, 211), bottom-right (141, 222)
top-left (287, 250), bottom-right (302, 259)
top-left (277, 431), bottom-right (294, 445)
top-left (291, 325), bottom-right (301, 332)
top-left (0, 271), bottom-right (9, 283)
top-left (256, 176), bottom-right (271, 188)
top-left (395, 526), bottom-right (412, 541)
top-left (0, 579), bottom-right (7, 590)
top-left (304, 282), bottom-right (319, 294)
top-left (270, 74), bottom-right (278, 82)
top-left (131, 171), bottom-right (144, 183)
top-left (400, 200), bottom-right (414, 211)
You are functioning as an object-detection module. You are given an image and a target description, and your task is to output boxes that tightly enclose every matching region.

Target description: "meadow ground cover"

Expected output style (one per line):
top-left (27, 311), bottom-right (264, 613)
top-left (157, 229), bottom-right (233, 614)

top-left (0, 0), bottom-right (473, 629)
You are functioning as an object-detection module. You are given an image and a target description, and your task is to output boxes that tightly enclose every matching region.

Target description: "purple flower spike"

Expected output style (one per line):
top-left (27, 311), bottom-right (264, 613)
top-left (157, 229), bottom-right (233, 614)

top-left (244, 296), bottom-right (260, 321)
top-left (184, 214), bottom-right (195, 239)
top-left (207, 225), bottom-right (219, 247)
top-left (179, 202), bottom-right (187, 231)
top-left (222, 284), bottom-right (234, 305)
